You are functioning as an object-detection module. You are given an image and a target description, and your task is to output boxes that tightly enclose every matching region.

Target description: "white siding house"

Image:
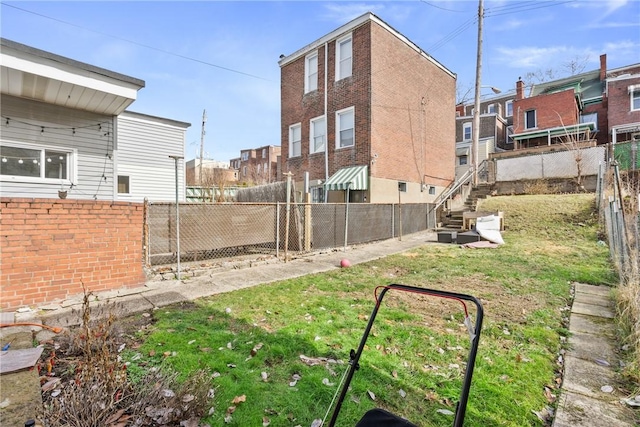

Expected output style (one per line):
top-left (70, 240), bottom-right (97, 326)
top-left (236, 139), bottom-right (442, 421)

top-left (116, 111), bottom-right (189, 202)
top-left (0, 38), bottom-right (189, 202)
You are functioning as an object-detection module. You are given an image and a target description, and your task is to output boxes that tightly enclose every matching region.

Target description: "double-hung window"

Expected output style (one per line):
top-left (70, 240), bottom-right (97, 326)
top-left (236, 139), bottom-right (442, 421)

top-left (580, 112), bottom-right (598, 130)
top-left (505, 100), bottom-right (513, 117)
top-left (336, 107), bottom-right (354, 148)
top-left (241, 151), bottom-right (249, 161)
top-left (310, 116), bottom-right (326, 154)
top-left (525, 109), bottom-right (537, 129)
top-left (305, 52), bottom-right (318, 93)
top-left (336, 34), bottom-right (352, 80)
top-left (463, 122), bottom-right (472, 141)
top-left (631, 88), bottom-right (640, 111)
top-left (289, 123), bottom-right (302, 157)
top-left (0, 141), bottom-right (75, 183)
top-left (487, 104), bottom-right (496, 114)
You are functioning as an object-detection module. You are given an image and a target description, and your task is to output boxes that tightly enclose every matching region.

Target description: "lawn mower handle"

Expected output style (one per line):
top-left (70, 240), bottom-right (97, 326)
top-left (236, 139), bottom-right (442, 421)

top-left (327, 284), bottom-right (484, 427)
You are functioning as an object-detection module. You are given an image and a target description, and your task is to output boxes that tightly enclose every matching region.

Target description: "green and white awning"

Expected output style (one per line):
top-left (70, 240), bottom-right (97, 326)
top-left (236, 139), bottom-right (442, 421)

top-left (324, 165), bottom-right (368, 191)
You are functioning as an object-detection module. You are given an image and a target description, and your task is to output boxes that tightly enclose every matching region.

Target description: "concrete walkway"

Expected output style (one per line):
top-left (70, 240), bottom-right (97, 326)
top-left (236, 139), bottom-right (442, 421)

top-left (1, 232), bottom-right (637, 425)
top-left (553, 283), bottom-right (636, 426)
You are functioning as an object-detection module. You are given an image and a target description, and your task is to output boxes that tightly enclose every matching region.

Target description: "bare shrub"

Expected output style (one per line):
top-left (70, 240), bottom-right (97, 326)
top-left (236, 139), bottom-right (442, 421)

top-left (39, 292), bottom-right (212, 426)
top-left (523, 179), bottom-right (562, 195)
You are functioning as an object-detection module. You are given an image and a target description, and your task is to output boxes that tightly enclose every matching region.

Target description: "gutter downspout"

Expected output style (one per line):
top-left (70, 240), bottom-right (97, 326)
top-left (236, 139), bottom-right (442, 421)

top-left (324, 42), bottom-right (329, 202)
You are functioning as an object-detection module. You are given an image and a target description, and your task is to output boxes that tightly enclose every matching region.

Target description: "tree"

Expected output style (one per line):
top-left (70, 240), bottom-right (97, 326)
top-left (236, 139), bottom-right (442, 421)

top-left (523, 54), bottom-right (590, 87)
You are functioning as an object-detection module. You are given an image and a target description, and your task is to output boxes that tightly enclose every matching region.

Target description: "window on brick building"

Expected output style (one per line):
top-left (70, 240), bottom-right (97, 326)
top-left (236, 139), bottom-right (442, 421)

top-left (336, 34), bottom-right (352, 80)
top-left (631, 88), bottom-right (640, 111)
top-left (336, 107), bottom-right (354, 148)
top-left (505, 100), bottom-right (513, 117)
top-left (242, 166), bottom-right (247, 177)
top-left (487, 104), bottom-right (496, 114)
top-left (0, 142), bottom-right (76, 183)
top-left (463, 122), bottom-right (472, 141)
top-left (580, 112), bottom-right (598, 130)
top-left (241, 151), bottom-right (249, 161)
top-left (459, 155), bottom-right (468, 166)
top-left (289, 123), bottom-right (301, 157)
top-left (262, 148), bottom-right (267, 158)
top-left (305, 52), bottom-right (318, 93)
top-left (310, 116), bottom-right (326, 154)
top-left (525, 109), bottom-right (537, 129)
top-left (257, 164), bottom-right (261, 175)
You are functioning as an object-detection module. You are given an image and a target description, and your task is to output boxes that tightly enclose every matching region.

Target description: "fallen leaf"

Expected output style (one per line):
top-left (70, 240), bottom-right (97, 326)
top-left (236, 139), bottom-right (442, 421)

top-left (322, 378), bottom-right (335, 386)
top-left (392, 370), bottom-right (398, 378)
top-left (436, 409), bottom-right (454, 416)
top-left (226, 406), bottom-right (236, 415)
top-left (367, 390), bottom-right (376, 401)
top-left (182, 394), bottom-right (195, 403)
top-left (399, 389), bottom-right (407, 398)
top-left (162, 389), bottom-right (175, 398)
top-left (311, 419), bottom-right (323, 427)
top-left (601, 385), bottom-right (613, 393)
top-left (262, 416), bottom-right (270, 426)
top-left (261, 372), bottom-right (269, 382)
top-left (41, 378), bottom-right (60, 392)
top-left (188, 340), bottom-right (196, 345)
top-left (232, 395), bottom-right (246, 404)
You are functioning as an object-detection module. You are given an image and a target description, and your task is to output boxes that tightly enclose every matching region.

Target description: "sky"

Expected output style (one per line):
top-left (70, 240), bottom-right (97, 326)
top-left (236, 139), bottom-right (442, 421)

top-left (1, 1), bottom-right (639, 164)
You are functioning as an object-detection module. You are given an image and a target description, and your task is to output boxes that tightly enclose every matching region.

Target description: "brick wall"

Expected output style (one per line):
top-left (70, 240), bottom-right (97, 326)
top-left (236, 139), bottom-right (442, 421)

top-left (369, 21), bottom-right (455, 187)
top-left (513, 89), bottom-right (578, 134)
top-left (1, 198), bottom-right (145, 310)
top-left (607, 77), bottom-right (640, 129)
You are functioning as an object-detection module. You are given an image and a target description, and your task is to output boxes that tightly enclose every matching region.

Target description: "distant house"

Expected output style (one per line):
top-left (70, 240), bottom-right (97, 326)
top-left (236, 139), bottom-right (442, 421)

top-left (454, 93), bottom-right (514, 179)
top-left (607, 63), bottom-right (640, 145)
top-left (185, 158), bottom-right (237, 186)
top-left (0, 38), bottom-right (189, 202)
top-left (279, 12), bottom-right (456, 203)
top-left (511, 55), bottom-right (608, 149)
top-left (233, 145), bottom-right (281, 185)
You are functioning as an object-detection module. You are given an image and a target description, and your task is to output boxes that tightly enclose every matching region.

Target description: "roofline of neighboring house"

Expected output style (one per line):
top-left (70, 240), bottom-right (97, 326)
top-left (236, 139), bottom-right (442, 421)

top-left (456, 112), bottom-right (508, 124)
top-left (1, 38), bottom-right (146, 89)
top-left (458, 90), bottom-right (517, 107)
top-left (277, 12), bottom-right (455, 79)
top-left (121, 110), bottom-right (190, 129)
top-left (606, 72), bottom-right (640, 83)
top-left (529, 69), bottom-right (600, 96)
top-left (607, 62), bottom-right (640, 75)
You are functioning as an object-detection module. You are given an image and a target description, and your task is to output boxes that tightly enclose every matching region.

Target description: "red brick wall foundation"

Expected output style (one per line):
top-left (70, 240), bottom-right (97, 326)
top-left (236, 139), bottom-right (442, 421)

top-left (1, 198), bottom-right (145, 311)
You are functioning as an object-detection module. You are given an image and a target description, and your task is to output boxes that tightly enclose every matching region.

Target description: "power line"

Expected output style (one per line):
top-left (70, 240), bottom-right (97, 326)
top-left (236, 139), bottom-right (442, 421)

top-left (486, 1), bottom-right (575, 18)
top-left (419, 0), bottom-right (466, 13)
top-left (1, 3), bottom-right (273, 82)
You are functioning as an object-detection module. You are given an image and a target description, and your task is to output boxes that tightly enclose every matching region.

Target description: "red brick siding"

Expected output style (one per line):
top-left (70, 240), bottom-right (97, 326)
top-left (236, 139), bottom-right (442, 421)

top-left (513, 90), bottom-right (578, 134)
top-left (607, 77), bottom-right (640, 130)
top-left (370, 22), bottom-right (455, 186)
top-left (582, 102), bottom-right (608, 144)
top-left (1, 198), bottom-right (145, 310)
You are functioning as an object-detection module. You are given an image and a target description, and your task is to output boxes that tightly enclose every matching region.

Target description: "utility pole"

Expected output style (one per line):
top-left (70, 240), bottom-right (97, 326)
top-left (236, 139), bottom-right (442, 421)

top-left (472, 0), bottom-right (484, 187)
top-left (199, 109), bottom-right (207, 185)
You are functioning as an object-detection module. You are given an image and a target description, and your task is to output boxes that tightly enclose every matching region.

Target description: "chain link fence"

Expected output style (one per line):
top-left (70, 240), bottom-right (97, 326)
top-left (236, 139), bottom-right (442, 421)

top-left (144, 201), bottom-right (436, 267)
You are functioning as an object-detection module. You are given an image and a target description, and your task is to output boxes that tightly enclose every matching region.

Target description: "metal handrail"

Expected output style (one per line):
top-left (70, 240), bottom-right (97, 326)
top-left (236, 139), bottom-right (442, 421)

top-left (432, 168), bottom-right (473, 212)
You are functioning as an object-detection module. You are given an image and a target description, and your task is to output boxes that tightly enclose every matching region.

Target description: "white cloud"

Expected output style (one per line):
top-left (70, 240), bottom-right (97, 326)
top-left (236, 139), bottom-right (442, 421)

top-left (495, 45), bottom-right (600, 70)
top-left (322, 2), bottom-right (413, 25)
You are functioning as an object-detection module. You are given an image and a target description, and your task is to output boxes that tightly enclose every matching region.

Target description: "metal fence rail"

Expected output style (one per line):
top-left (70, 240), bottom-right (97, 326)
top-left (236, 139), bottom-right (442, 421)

top-left (145, 201), bottom-right (436, 266)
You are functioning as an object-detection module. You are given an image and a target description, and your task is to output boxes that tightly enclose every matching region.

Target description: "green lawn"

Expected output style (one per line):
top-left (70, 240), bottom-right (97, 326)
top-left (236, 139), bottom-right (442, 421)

top-left (125, 194), bottom-right (615, 426)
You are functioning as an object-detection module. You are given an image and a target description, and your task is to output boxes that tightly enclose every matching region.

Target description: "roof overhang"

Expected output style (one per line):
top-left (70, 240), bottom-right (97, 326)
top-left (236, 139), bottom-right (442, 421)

top-left (611, 122), bottom-right (640, 135)
top-left (324, 165), bottom-right (368, 191)
top-left (0, 38), bottom-right (145, 116)
top-left (513, 122), bottom-right (595, 141)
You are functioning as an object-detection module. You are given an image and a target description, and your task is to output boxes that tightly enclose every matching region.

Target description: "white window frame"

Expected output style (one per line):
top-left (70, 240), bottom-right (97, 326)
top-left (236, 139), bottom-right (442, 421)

top-left (262, 148), bottom-right (267, 158)
top-left (398, 182), bottom-right (407, 192)
top-left (507, 125), bottom-right (514, 144)
top-left (335, 34), bottom-right (353, 81)
top-left (289, 123), bottom-right (302, 158)
top-left (580, 112), bottom-right (598, 130)
top-left (631, 89), bottom-right (640, 111)
top-left (117, 175), bottom-right (131, 195)
top-left (459, 155), bottom-right (468, 166)
top-left (305, 51), bottom-right (318, 93)
top-left (310, 115), bottom-right (326, 154)
top-left (505, 100), bottom-right (513, 117)
top-left (525, 109), bottom-right (537, 129)
top-left (242, 166), bottom-right (247, 177)
top-left (336, 107), bottom-right (355, 149)
top-left (241, 151), bottom-right (249, 161)
top-left (256, 164), bottom-right (261, 175)
top-left (463, 122), bottom-right (472, 141)
top-left (487, 103), bottom-right (496, 114)
top-left (0, 140), bottom-right (77, 184)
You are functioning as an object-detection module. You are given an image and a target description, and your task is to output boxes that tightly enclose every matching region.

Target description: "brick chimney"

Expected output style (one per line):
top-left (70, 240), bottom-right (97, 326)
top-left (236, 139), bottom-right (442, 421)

top-left (599, 54), bottom-right (607, 81)
top-left (516, 78), bottom-right (525, 100)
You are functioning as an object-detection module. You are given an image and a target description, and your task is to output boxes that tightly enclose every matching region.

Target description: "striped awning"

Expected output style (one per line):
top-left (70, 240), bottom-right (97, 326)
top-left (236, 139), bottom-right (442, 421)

top-left (324, 165), bottom-right (368, 191)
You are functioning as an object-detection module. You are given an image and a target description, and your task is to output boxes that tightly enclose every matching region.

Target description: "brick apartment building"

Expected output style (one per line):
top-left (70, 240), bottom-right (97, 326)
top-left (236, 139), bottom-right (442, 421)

top-left (279, 12), bottom-right (456, 203)
top-left (230, 145), bottom-right (281, 185)
top-left (185, 158), bottom-right (237, 186)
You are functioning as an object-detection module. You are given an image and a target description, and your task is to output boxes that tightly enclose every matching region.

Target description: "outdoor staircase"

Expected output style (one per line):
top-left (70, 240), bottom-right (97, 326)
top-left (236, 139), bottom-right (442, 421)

top-left (440, 183), bottom-right (493, 230)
